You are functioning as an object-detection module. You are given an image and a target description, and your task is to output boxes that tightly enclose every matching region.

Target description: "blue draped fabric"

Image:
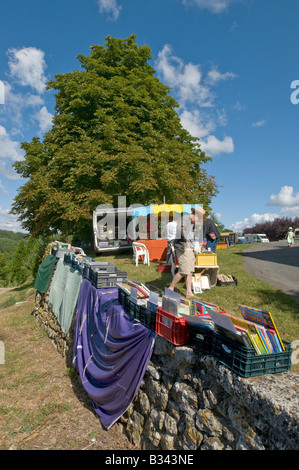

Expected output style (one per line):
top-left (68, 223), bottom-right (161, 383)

top-left (73, 278), bottom-right (156, 429)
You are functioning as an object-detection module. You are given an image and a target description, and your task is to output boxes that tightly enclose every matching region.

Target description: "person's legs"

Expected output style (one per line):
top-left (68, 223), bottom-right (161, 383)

top-left (169, 248), bottom-right (195, 296)
top-left (206, 238), bottom-right (217, 253)
top-left (185, 273), bottom-right (193, 296)
top-left (169, 272), bottom-right (184, 290)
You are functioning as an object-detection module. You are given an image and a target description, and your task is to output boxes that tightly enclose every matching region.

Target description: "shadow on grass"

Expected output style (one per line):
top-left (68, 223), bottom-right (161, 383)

top-left (9, 280), bottom-right (34, 292)
top-left (253, 287), bottom-right (299, 321)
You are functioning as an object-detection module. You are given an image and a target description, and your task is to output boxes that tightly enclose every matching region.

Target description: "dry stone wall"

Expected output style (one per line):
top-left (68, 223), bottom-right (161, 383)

top-left (32, 292), bottom-right (299, 451)
top-left (123, 336), bottom-right (299, 450)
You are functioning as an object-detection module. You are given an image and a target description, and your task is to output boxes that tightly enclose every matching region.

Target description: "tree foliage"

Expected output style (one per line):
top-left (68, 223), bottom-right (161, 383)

top-left (243, 217), bottom-right (299, 240)
top-left (0, 233), bottom-right (48, 287)
top-left (0, 230), bottom-right (27, 259)
top-left (11, 35), bottom-right (218, 241)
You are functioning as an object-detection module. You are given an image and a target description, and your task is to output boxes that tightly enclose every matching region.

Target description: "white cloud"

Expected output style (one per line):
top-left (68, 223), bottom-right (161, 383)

top-left (0, 125), bottom-right (24, 162)
top-left (182, 0), bottom-right (236, 14)
top-left (0, 81), bottom-right (46, 127)
top-left (268, 185), bottom-right (299, 207)
top-left (97, 0), bottom-right (122, 20)
top-left (156, 44), bottom-right (236, 156)
top-left (33, 106), bottom-right (53, 134)
top-left (0, 180), bottom-right (8, 194)
top-left (231, 212), bottom-right (280, 232)
top-left (156, 44), bottom-right (213, 108)
top-left (0, 161), bottom-right (19, 180)
top-left (201, 135), bottom-right (234, 155)
top-left (231, 187), bottom-right (299, 233)
top-left (0, 126), bottom-right (23, 180)
top-left (252, 119), bottom-right (267, 127)
top-left (280, 206), bottom-right (299, 218)
top-left (0, 206), bottom-right (27, 233)
top-left (233, 101), bottom-right (246, 111)
top-left (0, 80), bottom-right (5, 105)
top-left (180, 110), bottom-right (215, 139)
top-left (206, 68), bottom-right (237, 85)
top-left (8, 47), bottom-right (47, 94)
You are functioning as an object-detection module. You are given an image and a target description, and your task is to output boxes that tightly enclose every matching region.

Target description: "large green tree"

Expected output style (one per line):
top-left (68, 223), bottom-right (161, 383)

top-left (11, 35), bottom-right (218, 240)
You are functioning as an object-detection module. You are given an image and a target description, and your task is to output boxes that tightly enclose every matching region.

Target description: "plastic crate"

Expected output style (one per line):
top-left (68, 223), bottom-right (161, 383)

top-left (88, 268), bottom-right (127, 288)
top-left (83, 261), bottom-right (115, 278)
top-left (213, 332), bottom-right (292, 378)
top-left (195, 253), bottom-right (217, 266)
top-left (188, 325), bottom-right (216, 356)
top-left (53, 248), bottom-right (71, 259)
top-left (139, 306), bottom-right (156, 331)
top-left (155, 307), bottom-right (189, 346)
top-left (64, 253), bottom-right (72, 264)
top-left (216, 274), bottom-right (238, 287)
top-left (118, 288), bottom-right (130, 311)
top-left (129, 301), bottom-right (157, 331)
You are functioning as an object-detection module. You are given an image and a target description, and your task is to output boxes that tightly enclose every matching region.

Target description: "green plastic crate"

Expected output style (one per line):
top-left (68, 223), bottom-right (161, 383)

top-left (213, 332), bottom-right (292, 378)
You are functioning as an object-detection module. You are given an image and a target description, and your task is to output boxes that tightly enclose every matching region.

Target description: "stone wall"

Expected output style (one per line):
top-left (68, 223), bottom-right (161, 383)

top-left (123, 336), bottom-right (299, 450)
top-left (32, 292), bottom-right (299, 451)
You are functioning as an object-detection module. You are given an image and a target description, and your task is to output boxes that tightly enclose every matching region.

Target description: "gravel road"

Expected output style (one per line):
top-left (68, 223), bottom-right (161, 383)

top-left (243, 240), bottom-right (299, 299)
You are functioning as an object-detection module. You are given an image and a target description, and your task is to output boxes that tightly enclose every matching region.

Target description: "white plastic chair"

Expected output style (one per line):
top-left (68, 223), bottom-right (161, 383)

top-left (132, 242), bottom-right (150, 266)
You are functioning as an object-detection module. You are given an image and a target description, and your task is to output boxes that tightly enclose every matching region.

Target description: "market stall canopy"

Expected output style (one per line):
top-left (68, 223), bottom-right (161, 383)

top-left (132, 203), bottom-right (199, 218)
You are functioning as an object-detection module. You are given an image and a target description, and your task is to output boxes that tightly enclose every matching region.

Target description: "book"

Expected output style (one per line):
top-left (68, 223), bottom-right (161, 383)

top-left (208, 309), bottom-right (251, 348)
top-left (238, 305), bottom-right (285, 351)
top-left (227, 315), bottom-right (267, 354)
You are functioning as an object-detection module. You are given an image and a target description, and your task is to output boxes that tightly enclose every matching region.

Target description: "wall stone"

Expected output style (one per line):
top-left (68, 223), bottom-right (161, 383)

top-left (32, 292), bottom-right (299, 451)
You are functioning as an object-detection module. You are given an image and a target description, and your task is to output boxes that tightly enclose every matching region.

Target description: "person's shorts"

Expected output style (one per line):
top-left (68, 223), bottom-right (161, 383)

top-left (176, 248), bottom-right (195, 275)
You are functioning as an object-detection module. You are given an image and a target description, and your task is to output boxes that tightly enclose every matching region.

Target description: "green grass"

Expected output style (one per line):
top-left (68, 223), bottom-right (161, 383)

top-left (0, 281), bottom-right (35, 310)
top-left (92, 244), bottom-right (299, 346)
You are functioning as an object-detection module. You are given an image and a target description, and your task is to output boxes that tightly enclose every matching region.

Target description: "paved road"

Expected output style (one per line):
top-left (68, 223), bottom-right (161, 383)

top-left (243, 240), bottom-right (299, 299)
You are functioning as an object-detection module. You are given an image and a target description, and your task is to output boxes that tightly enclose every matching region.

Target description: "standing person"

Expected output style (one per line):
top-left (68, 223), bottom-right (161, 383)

top-left (203, 218), bottom-right (221, 253)
top-left (166, 212), bottom-right (178, 264)
top-left (287, 227), bottom-right (295, 247)
top-left (168, 208), bottom-right (202, 298)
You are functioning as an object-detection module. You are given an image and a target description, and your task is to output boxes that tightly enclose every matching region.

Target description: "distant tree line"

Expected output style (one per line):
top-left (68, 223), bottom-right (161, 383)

top-left (243, 217), bottom-right (299, 241)
top-left (0, 230), bottom-right (49, 287)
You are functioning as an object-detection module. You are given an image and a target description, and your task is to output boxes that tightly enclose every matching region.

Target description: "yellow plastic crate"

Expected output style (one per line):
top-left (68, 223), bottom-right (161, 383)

top-left (195, 253), bottom-right (217, 266)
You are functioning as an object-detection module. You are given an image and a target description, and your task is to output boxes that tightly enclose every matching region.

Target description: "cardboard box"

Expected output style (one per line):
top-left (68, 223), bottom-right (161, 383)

top-left (195, 253), bottom-right (217, 266)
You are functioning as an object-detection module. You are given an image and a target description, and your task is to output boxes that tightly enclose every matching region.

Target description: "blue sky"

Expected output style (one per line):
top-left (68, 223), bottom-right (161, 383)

top-left (0, 0), bottom-right (299, 233)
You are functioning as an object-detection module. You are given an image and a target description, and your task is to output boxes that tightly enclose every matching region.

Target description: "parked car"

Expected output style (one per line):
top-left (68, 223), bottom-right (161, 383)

top-left (244, 233), bottom-right (269, 244)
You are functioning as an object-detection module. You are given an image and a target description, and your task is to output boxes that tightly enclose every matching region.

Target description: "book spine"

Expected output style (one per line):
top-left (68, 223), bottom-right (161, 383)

top-left (257, 326), bottom-right (271, 353)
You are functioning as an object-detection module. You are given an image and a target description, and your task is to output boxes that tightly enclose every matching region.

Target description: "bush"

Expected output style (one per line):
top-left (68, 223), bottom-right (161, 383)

top-left (243, 217), bottom-right (299, 241)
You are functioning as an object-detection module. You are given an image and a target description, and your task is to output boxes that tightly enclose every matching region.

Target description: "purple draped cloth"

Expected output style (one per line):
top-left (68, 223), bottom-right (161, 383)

top-left (73, 278), bottom-right (156, 429)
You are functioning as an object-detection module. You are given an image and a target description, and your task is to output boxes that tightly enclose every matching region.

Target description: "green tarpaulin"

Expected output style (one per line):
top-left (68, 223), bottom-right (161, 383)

top-left (33, 255), bottom-right (58, 294)
top-left (48, 258), bottom-right (83, 334)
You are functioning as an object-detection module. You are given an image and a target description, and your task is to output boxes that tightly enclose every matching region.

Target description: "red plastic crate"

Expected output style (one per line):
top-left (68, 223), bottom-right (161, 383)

top-left (155, 307), bottom-right (189, 346)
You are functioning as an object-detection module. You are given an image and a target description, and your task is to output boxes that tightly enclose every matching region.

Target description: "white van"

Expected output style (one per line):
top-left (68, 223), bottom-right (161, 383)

top-left (295, 228), bottom-right (299, 240)
top-left (244, 233), bottom-right (269, 244)
top-left (93, 206), bottom-right (134, 253)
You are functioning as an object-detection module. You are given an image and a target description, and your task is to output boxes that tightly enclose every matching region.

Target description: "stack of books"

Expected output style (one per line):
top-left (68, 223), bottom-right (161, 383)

top-left (193, 303), bottom-right (285, 355)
